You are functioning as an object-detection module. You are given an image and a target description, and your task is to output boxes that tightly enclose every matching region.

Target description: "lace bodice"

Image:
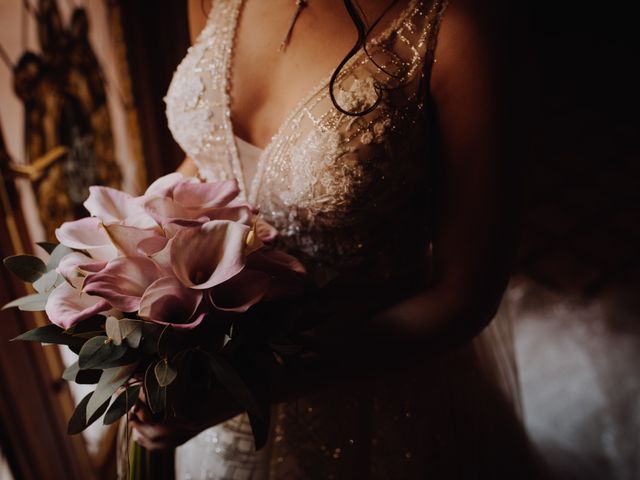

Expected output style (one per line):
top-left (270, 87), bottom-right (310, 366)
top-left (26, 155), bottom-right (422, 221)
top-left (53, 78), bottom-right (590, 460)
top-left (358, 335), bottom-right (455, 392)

top-left (165, 0), bottom-right (448, 285)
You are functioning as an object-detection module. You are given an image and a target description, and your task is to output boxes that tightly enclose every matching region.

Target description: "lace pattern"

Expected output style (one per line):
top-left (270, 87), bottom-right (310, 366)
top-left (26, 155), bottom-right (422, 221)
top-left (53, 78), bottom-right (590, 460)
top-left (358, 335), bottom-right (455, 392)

top-left (165, 0), bottom-right (448, 284)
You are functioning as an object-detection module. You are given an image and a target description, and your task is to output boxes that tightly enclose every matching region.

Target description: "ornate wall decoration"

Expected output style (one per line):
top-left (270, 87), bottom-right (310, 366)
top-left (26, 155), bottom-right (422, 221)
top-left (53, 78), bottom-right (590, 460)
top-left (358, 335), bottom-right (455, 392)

top-left (12, 0), bottom-right (122, 239)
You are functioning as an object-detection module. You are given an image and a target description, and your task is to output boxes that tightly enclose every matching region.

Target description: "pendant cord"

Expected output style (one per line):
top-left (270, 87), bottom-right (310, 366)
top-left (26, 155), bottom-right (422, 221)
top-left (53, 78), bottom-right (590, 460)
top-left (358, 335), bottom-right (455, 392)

top-left (0, 43), bottom-right (13, 70)
top-left (279, 0), bottom-right (307, 52)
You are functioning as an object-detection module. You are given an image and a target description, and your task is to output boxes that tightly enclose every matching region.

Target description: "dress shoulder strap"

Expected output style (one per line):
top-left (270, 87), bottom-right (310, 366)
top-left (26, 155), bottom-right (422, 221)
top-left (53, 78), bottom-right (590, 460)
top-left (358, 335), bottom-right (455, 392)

top-left (421, 0), bottom-right (450, 80)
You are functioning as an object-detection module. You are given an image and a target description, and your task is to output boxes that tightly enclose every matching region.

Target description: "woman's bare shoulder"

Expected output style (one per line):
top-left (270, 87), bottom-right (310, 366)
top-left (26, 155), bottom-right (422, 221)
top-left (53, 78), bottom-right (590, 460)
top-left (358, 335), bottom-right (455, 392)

top-left (187, 0), bottom-right (213, 44)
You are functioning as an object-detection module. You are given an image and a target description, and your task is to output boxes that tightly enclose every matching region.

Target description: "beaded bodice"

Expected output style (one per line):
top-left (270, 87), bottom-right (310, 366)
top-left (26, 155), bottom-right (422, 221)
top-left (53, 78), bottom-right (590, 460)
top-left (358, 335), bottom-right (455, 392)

top-left (165, 0), bottom-right (448, 285)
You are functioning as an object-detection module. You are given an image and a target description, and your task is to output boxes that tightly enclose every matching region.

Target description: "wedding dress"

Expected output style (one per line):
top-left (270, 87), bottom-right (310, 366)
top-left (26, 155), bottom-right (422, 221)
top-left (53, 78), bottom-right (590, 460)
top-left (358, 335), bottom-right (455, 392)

top-left (163, 0), bottom-right (545, 478)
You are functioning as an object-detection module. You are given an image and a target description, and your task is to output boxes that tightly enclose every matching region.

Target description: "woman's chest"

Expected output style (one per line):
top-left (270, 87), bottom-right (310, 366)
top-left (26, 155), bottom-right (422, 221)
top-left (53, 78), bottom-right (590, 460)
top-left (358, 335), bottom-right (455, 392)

top-left (228, 0), bottom-right (412, 149)
top-left (165, 0), bottom-right (444, 274)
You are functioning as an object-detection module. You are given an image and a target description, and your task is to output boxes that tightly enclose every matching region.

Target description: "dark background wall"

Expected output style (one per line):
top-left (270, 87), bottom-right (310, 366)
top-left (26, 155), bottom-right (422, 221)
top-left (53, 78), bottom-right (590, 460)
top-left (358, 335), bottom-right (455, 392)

top-left (118, 0), bottom-right (191, 181)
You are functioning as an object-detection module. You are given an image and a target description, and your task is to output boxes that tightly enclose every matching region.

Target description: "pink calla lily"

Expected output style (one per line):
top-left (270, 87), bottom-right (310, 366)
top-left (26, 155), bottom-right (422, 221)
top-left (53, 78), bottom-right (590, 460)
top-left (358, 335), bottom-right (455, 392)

top-left (246, 249), bottom-right (307, 299)
top-left (137, 235), bottom-right (169, 257)
top-left (84, 186), bottom-right (157, 229)
top-left (56, 252), bottom-right (107, 283)
top-left (143, 172), bottom-right (185, 197)
top-left (255, 218), bottom-right (278, 244)
top-left (172, 179), bottom-right (239, 209)
top-left (45, 281), bottom-right (111, 329)
top-left (138, 276), bottom-right (204, 329)
top-left (139, 237), bottom-right (173, 274)
top-left (82, 257), bottom-right (163, 312)
top-left (171, 220), bottom-right (250, 290)
top-left (55, 217), bottom-right (118, 261)
top-left (103, 223), bottom-right (163, 258)
top-left (143, 196), bottom-right (253, 228)
top-left (209, 269), bottom-right (270, 312)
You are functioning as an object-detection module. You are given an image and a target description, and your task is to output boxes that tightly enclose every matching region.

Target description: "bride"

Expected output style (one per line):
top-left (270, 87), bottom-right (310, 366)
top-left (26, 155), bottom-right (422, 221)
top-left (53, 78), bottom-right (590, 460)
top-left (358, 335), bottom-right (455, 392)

top-left (128, 0), bottom-right (549, 478)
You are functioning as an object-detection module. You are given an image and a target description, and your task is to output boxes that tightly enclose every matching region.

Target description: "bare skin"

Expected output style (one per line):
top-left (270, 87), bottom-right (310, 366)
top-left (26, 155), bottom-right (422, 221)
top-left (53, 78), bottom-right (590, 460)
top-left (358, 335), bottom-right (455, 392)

top-left (132, 0), bottom-right (512, 450)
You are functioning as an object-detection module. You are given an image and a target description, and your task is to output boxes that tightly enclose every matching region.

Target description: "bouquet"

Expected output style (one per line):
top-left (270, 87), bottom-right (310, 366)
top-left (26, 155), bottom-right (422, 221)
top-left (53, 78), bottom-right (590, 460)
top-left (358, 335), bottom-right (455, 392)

top-left (3, 173), bottom-right (307, 476)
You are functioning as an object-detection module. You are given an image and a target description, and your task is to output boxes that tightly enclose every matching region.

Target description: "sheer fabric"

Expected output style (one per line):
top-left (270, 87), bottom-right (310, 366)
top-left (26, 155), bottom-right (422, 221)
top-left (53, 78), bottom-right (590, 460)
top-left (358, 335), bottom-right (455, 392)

top-left (160, 0), bottom-right (542, 478)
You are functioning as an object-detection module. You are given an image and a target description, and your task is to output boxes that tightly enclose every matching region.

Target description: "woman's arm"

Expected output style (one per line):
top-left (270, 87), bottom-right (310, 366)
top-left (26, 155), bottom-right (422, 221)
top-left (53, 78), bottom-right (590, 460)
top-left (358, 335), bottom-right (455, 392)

top-left (177, 156), bottom-right (198, 176)
top-left (132, 0), bottom-right (515, 448)
top-left (171, 1), bottom-right (213, 179)
top-left (370, 0), bottom-right (513, 349)
top-left (187, 0), bottom-right (212, 44)
top-left (278, 0), bottom-right (513, 380)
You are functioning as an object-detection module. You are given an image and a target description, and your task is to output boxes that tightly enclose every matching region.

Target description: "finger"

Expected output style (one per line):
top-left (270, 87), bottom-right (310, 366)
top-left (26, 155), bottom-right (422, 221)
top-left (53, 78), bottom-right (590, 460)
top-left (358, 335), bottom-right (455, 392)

top-left (132, 399), bottom-right (154, 424)
top-left (130, 418), bottom-right (169, 442)
top-left (132, 428), bottom-right (172, 451)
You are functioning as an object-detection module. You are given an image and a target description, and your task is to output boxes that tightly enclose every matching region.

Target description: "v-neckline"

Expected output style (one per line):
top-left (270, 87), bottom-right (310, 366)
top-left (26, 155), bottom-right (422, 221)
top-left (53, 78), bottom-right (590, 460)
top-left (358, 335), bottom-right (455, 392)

top-left (221, 0), bottom-right (420, 205)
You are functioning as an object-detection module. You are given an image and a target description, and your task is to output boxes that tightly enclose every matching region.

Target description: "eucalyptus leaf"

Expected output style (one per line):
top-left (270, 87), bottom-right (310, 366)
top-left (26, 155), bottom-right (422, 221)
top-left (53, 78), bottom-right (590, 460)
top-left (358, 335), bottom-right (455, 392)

top-left (62, 361), bottom-right (80, 382)
top-left (32, 270), bottom-right (60, 294)
top-left (78, 335), bottom-right (128, 369)
top-left (3, 255), bottom-right (47, 282)
top-left (104, 385), bottom-right (140, 425)
top-left (17, 294), bottom-right (48, 311)
top-left (121, 320), bottom-right (143, 349)
top-left (207, 353), bottom-right (262, 419)
top-left (71, 330), bottom-right (105, 340)
top-left (36, 242), bottom-right (59, 255)
top-left (86, 362), bottom-right (138, 420)
top-left (139, 322), bottom-right (163, 354)
top-left (12, 324), bottom-right (85, 350)
top-left (68, 391), bottom-right (110, 434)
top-left (157, 324), bottom-right (172, 357)
top-left (76, 369), bottom-right (102, 384)
top-left (67, 315), bottom-right (105, 335)
top-left (144, 362), bottom-right (166, 414)
top-left (2, 293), bottom-right (47, 311)
top-left (154, 359), bottom-right (178, 387)
top-left (105, 316), bottom-right (123, 345)
top-left (46, 244), bottom-right (74, 271)
top-left (62, 361), bottom-right (101, 384)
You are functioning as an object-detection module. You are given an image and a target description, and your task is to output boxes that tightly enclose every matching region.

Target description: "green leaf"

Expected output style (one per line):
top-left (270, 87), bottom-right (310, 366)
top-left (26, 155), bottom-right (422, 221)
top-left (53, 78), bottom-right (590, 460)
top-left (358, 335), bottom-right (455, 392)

top-left (36, 242), bottom-right (58, 255)
top-left (62, 361), bottom-right (101, 384)
top-left (207, 353), bottom-right (263, 419)
top-left (68, 391), bottom-right (110, 434)
top-left (78, 335), bottom-right (128, 369)
top-left (157, 324), bottom-right (172, 357)
top-left (2, 293), bottom-right (48, 311)
top-left (46, 244), bottom-right (74, 271)
top-left (32, 270), bottom-right (60, 294)
top-left (71, 330), bottom-right (105, 340)
top-left (62, 361), bottom-right (80, 381)
top-left (76, 369), bottom-right (102, 384)
top-left (137, 321), bottom-right (166, 354)
top-left (86, 362), bottom-right (138, 420)
top-left (154, 359), bottom-right (177, 387)
top-left (105, 317), bottom-right (144, 349)
top-left (3, 255), bottom-right (47, 282)
top-left (144, 362), bottom-right (166, 414)
top-left (104, 385), bottom-right (140, 425)
top-left (12, 324), bottom-right (85, 350)
top-left (121, 320), bottom-right (143, 349)
top-left (105, 316), bottom-right (123, 345)
top-left (67, 315), bottom-right (105, 335)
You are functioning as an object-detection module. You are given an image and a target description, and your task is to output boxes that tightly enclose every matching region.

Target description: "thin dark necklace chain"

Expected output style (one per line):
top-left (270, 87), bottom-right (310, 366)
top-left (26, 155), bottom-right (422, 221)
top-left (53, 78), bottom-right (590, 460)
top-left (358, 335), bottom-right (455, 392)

top-left (279, 0), bottom-right (308, 52)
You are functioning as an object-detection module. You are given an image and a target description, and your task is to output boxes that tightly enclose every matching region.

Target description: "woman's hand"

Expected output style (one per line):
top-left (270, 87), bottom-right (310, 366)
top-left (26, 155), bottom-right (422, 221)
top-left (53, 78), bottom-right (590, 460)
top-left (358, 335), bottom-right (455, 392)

top-left (128, 394), bottom-right (202, 450)
top-left (129, 389), bottom-right (240, 450)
